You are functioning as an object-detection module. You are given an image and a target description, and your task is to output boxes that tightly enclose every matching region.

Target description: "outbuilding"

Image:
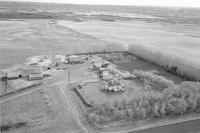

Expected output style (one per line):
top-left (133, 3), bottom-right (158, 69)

top-left (102, 71), bottom-right (113, 80)
top-left (7, 73), bottom-right (20, 80)
top-left (29, 73), bottom-right (43, 81)
top-left (28, 67), bottom-right (43, 74)
top-left (67, 55), bottom-right (84, 64)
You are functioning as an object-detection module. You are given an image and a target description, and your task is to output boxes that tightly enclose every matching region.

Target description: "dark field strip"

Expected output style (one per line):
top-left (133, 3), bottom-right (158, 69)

top-left (130, 118), bottom-right (200, 133)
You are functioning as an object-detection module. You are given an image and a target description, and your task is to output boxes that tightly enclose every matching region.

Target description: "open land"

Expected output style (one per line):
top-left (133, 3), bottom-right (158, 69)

top-left (1, 1), bottom-right (200, 133)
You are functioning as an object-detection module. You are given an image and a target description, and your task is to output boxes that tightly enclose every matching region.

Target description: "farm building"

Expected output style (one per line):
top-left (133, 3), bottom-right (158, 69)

top-left (102, 71), bottom-right (113, 80)
top-left (28, 67), bottom-right (43, 74)
top-left (0, 72), bottom-right (7, 81)
top-left (67, 55), bottom-right (84, 64)
top-left (42, 71), bottom-right (52, 78)
top-left (29, 73), bottom-right (43, 81)
top-left (93, 62), bottom-right (102, 69)
top-left (7, 72), bottom-right (20, 80)
top-left (28, 66), bottom-right (43, 81)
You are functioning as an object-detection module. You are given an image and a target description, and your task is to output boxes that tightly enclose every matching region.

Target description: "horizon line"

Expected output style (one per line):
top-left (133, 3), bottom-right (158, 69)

top-left (0, 0), bottom-right (200, 9)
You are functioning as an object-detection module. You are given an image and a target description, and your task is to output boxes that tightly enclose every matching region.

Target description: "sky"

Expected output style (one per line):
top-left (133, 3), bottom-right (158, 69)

top-left (1, 0), bottom-right (200, 8)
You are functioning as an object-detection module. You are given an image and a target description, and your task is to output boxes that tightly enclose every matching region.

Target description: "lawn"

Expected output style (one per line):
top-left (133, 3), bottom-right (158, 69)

top-left (79, 80), bottom-right (145, 106)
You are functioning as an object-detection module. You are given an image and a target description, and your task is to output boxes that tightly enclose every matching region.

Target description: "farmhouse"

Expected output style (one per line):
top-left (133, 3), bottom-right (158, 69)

top-left (106, 79), bottom-right (125, 93)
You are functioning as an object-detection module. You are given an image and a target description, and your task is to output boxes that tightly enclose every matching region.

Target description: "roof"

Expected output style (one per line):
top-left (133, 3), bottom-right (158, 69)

top-left (29, 73), bottom-right (43, 80)
top-left (102, 71), bottom-right (109, 75)
top-left (68, 56), bottom-right (83, 62)
top-left (94, 63), bottom-right (102, 68)
top-left (7, 72), bottom-right (20, 79)
top-left (28, 67), bottom-right (43, 74)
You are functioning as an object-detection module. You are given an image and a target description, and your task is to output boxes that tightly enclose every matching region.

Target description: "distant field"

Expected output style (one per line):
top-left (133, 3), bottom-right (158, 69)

top-left (0, 19), bottom-right (123, 69)
top-left (58, 20), bottom-right (200, 63)
top-left (58, 20), bottom-right (200, 80)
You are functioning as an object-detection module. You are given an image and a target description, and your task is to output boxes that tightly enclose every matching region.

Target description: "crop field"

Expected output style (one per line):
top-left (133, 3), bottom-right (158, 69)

top-left (58, 20), bottom-right (200, 81)
top-left (1, 1), bottom-right (200, 133)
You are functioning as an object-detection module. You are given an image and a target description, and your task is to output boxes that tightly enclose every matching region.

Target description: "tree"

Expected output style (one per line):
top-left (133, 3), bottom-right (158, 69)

top-left (166, 98), bottom-right (188, 115)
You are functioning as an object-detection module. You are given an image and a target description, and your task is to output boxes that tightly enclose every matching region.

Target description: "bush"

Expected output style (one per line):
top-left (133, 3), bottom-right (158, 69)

top-left (132, 69), bottom-right (174, 90)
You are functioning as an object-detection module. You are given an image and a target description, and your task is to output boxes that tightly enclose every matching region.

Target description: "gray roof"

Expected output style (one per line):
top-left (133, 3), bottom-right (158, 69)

top-left (28, 67), bottom-right (43, 74)
top-left (29, 73), bottom-right (43, 80)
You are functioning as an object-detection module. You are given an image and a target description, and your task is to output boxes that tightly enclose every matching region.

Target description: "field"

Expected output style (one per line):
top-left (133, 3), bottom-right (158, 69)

top-left (0, 86), bottom-right (84, 133)
top-left (58, 20), bottom-right (200, 80)
top-left (0, 19), bottom-right (123, 69)
top-left (1, 1), bottom-right (200, 133)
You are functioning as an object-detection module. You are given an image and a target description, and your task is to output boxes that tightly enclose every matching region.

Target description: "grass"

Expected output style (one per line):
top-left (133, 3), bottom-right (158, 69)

top-left (0, 86), bottom-right (83, 133)
top-left (86, 80), bottom-right (200, 128)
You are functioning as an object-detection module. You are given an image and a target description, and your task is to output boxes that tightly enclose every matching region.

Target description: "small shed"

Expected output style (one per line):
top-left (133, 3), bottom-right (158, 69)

top-left (7, 73), bottom-right (20, 80)
top-left (29, 74), bottom-right (43, 81)
top-left (68, 56), bottom-right (84, 64)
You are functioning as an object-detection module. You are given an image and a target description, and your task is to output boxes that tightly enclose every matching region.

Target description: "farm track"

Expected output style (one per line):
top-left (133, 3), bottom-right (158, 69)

top-left (59, 86), bottom-right (89, 133)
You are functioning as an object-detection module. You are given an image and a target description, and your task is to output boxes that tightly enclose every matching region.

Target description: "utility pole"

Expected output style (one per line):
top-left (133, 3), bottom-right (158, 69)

top-left (68, 71), bottom-right (70, 84)
top-left (3, 73), bottom-right (8, 94)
